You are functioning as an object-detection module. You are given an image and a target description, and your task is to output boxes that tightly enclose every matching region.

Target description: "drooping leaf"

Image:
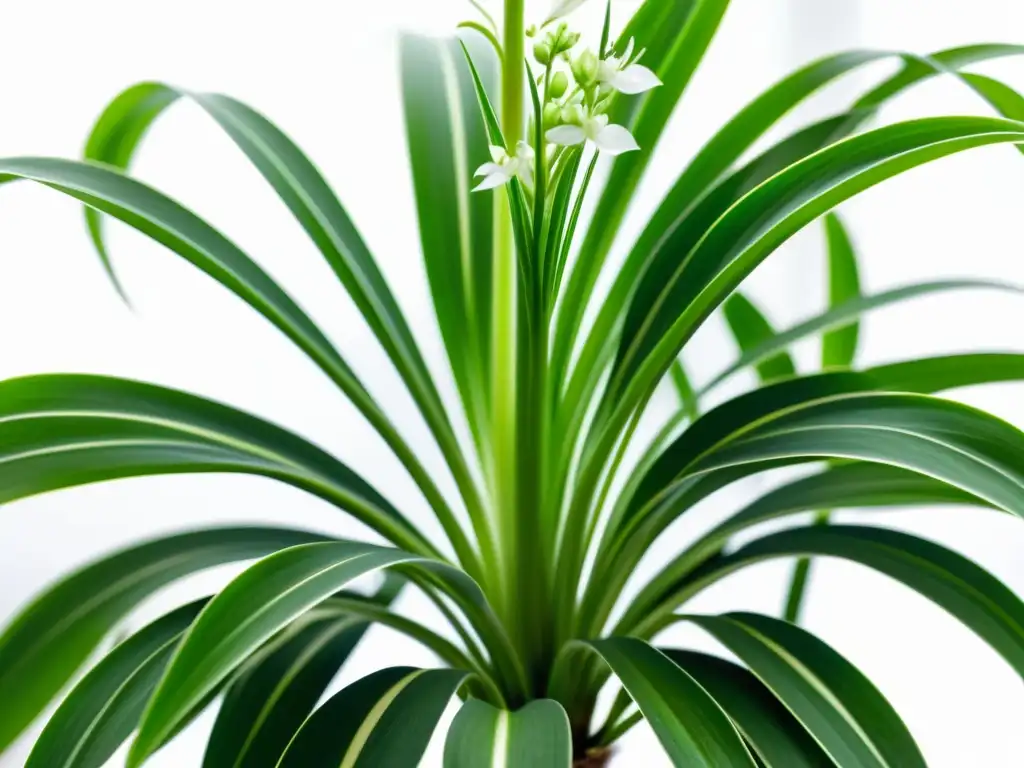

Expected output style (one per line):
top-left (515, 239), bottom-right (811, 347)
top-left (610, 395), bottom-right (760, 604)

top-left (444, 698), bottom-right (572, 767)
top-left (683, 613), bottom-right (926, 768)
top-left (661, 649), bottom-right (832, 768)
top-left (0, 374), bottom-right (430, 554)
top-left (722, 293), bottom-right (796, 382)
top-left (699, 279), bottom-right (1021, 397)
top-left (583, 637), bottom-right (756, 767)
top-left (128, 541), bottom-right (516, 765)
top-left (608, 116), bottom-right (1024, 427)
top-left (278, 666), bottom-right (468, 767)
top-left (202, 576), bottom-right (402, 768)
top-left (25, 600), bottom-right (207, 768)
top-left (649, 526), bottom-right (1024, 686)
top-left (0, 526), bottom-right (322, 754)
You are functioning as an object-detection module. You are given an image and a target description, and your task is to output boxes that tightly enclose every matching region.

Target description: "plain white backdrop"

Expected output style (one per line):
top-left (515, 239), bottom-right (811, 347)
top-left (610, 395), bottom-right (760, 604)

top-left (2, 1), bottom-right (1024, 765)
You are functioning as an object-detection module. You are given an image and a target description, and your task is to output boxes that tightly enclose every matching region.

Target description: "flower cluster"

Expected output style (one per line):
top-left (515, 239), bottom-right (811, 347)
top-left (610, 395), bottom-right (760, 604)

top-left (473, 3), bottom-right (661, 192)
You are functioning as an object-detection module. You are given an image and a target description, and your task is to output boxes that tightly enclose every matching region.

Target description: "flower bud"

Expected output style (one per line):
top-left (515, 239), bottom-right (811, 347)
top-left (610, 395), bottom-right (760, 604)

top-left (561, 103), bottom-right (584, 126)
top-left (571, 49), bottom-right (599, 88)
top-left (533, 42), bottom-right (552, 65)
top-left (548, 71), bottom-right (569, 99)
top-left (526, 25), bottom-right (537, 37)
top-left (543, 102), bottom-right (562, 129)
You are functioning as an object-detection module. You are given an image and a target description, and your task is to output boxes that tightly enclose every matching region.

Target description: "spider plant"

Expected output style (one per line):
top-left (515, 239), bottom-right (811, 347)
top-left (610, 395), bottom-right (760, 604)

top-left (3, 0), bottom-right (1024, 765)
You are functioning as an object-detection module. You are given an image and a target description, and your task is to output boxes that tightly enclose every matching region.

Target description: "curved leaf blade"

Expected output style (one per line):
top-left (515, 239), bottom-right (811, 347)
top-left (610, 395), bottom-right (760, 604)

top-left (277, 666), bottom-right (467, 768)
top-left (0, 527), bottom-right (321, 755)
top-left (25, 600), bottom-right (206, 768)
top-left (584, 637), bottom-right (756, 767)
top-left (821, 212), bottom-right (861, 368)
top-left (722, 293), bottom-right (796, 382)
top-left (202, 577), bottom-right (401, 768)
top-left (128, 541), bottom-right (509, 765)
top-left (661, 649), bottom-right (832, 768)
top-left (684, 613), bottom-right (925, 768)
top-left (444, 698), bottom-right (572, 767)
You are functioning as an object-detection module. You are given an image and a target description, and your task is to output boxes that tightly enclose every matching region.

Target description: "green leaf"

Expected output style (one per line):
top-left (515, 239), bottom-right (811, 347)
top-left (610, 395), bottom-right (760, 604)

top-left (661, 650), bottom-right (832, 768)
top-left (669, 359), bottom-right (700, 422)
top-left (277, 666), bottom-right (467, 768)
top-left (609, 115), bottom-right (1024, 426)
top-left (683, 613), bottom-right (926, 768)
top-left (821, 213), bottom-right (861, 368)
top-left (202, 577), bottom-right (402, 768)
top-left (722, 293), bottom-right (796, 382)
top-left (0, 373), bottom-right (431, 554)
top-left (444, 698), bottom-right (572, 767)
top-left (401, 32), bottom-right (497, 450)
top-left (25, 600), bottom-right (206, 768)
top-left (0, 527), bottom-right (321, 754)
top-left (128, 541), bottom-right (514, 765)
top-left (700, 279), bottom-right (1021, 400)
top-left (583, 637), bottom-right (756, 767)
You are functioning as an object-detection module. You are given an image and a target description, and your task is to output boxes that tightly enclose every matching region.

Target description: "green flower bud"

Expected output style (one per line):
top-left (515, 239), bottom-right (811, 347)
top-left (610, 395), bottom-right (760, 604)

top-left (526, 24), bottom-right (537, 37)
top-left (543, 102), bottom-right (562, 129)
top-left (561, 103), bottom-right (584, 126)
top-left (571, 49), bottom-right (599, 87)
top-left (534, 42), bottom-right (552, 65)
top-left (548, 71), bottom-right (569, 99)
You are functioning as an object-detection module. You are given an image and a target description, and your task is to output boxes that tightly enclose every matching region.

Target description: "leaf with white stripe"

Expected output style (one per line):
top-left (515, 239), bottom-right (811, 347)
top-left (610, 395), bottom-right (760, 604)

top-left (685, 613), bottom-right (926, 768)
top-left (278, 667), bottom-right (468, 767)
top-left (444, 698), bottom-right (572, 767)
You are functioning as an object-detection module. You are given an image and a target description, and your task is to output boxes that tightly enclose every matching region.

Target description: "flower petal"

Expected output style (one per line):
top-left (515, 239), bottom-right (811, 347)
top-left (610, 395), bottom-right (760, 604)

top-left (594, 124), bottom-right (640, 155)
top-left (474, 162), bottom-right (503, 177)
top-left (489, 145), bottom-right (507, 163)
top-left (545, 125), bottom-right (587, 146)
top-left (547, 0), bottom-right (589, 21)
top-left (612, 64), bottom-right (662, 95)
top-left (473, 171), bottom-right (511, 192)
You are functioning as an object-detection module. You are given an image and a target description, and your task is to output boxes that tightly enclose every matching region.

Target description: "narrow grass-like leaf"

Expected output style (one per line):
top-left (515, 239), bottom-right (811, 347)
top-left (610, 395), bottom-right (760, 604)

top-left (0, 527), bottom-right (321, 753)
top-left (129, 541), bottom-right (517, 765)
top-left (0, 374), bottom-right (430, 554)
top-left (684, 613), bottom-right (926, 768)
top-left (26, 600), bottom-right (207, 768)
top-left (723, 293), bottom-right (796, 382)
top-left (821, 213), bottom-right (861, 368)
top-left (661, 649), bottom-right (833, 768)
top-left (278, 666), bottom-right (468, 767)
top-left (582, 637), bottom-right (756, 767)
top-left (202, 577), bottom-right (402, 768)
top-left (444, 698), bottom-right (572, 767)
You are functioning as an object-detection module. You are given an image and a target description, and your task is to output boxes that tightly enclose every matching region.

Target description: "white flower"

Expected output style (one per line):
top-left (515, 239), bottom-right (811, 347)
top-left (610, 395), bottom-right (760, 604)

top-left (473, 141), bottom-right (535, 191)
top-left (547, 0), bottom-right (590, 22)
top-left (545, 112), bottom-right (639, 156)
top-left (597, 40), bottom-right (661, 95)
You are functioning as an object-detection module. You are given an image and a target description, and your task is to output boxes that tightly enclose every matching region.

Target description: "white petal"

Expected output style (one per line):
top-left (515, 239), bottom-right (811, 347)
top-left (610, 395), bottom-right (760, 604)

top-left (594, 124), bottom-right (640, 155)
top-left (515, 140), bottom-right (535, 161)
top-left (611, 64), bottom-right (662, 95)
top-left (472, 171), bottom-right (511, 191)
top-left (489, 145), bottom-right (507, 163)
top-left (547, 0), bottom-right (589, 21)
top-left (474, 162), bottom-right (503, 177)
top-left (545, 125), bottom-right (587, 146)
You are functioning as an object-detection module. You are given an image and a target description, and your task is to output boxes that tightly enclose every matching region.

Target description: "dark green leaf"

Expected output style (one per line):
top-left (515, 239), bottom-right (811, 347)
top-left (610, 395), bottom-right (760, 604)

top-left (26, 600), bottom-right (207, 768)
top-left (584, 637), bottom-right (755, 767)
top-left (202, 577), bottom-right (402, 768)
top-left (444, 698), bottom-right (572, 767)
top-left (0, 527), bottom-right (321, 753)
top-left (661, 649), bottom-right (832, 768)
top-left (278, 667), bottom-right (468, 767)
top-left (723, 293), bottom-right (796, 382)
top-left (684, 613), bottom-right (925, 768)
top-left (0, 374), bottom-right (429, 554)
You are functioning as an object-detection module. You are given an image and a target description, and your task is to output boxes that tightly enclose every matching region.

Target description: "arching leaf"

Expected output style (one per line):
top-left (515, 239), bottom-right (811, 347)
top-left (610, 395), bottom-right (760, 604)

top-left (444, 698), bottom-right (572, 767)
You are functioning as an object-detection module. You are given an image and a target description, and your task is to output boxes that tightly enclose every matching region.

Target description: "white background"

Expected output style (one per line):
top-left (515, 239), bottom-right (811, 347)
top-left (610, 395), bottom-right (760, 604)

top-left (2, 1), bottom-right (1024, 765)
